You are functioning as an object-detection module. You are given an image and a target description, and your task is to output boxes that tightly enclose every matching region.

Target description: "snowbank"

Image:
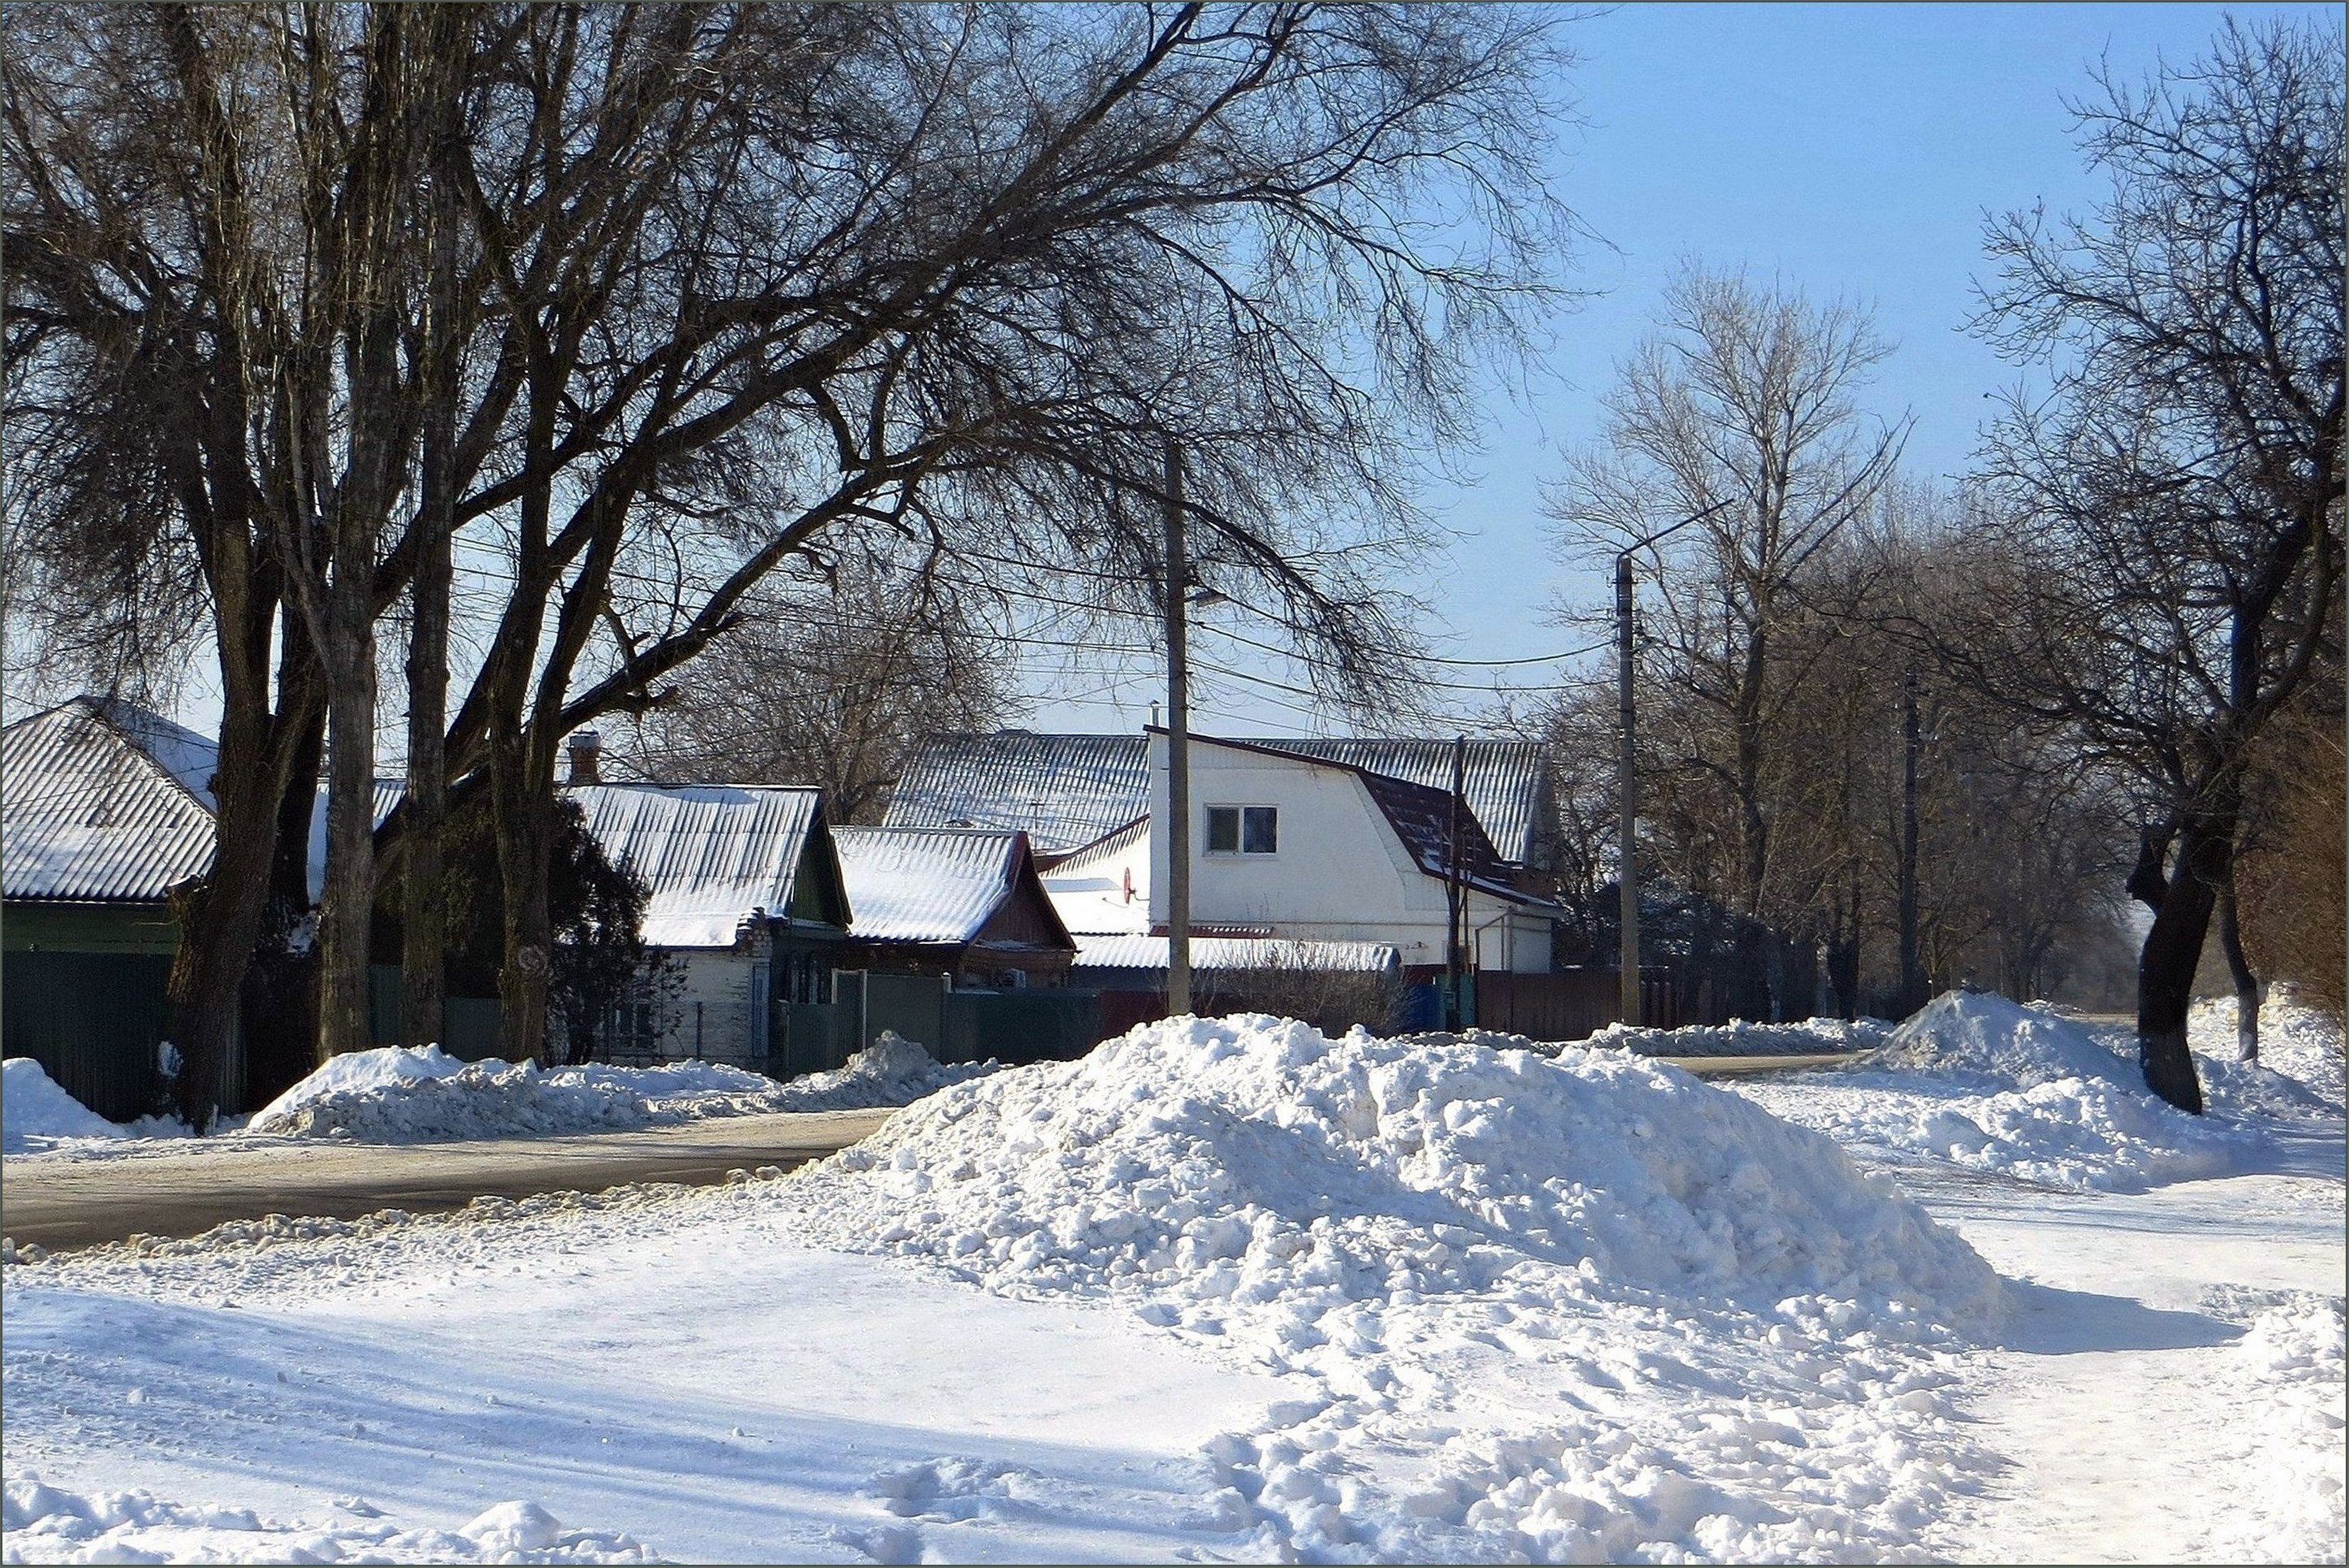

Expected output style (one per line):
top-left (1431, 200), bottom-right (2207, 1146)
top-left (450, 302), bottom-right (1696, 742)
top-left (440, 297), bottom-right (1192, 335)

top-left (1736, 990), bottom-right (2338, 1193)
top-left (770, 1015), bottom-right (2000, 1559)
top-left (2223, 1293), bottom-right (2347, 1565)
top-left (1578, 1016), bottom-right (1893, 1058)
top-left (2192, 990), bottom-right (2347, 1115)
top-left (249, 1058), bottom-right (656, 1141)
top-left (2, 1059), bottom-right (123, 1154)
top-left (2, 1475), bottom-right (656, 1564)
top-left (764, 1032), bottom-right (997, 1112)
top-left (243, 1035), bottom-right (988, 1143)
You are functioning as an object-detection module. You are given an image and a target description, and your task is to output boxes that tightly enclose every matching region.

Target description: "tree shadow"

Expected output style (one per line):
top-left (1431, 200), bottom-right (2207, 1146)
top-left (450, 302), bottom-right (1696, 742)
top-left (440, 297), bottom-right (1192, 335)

top-left (1985, 1278), bottom-right (2241, 1356)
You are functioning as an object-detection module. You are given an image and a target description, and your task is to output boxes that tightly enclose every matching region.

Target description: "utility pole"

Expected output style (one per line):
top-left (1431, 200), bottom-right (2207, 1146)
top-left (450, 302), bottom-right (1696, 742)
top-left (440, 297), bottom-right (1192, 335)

top-left (1616, 500), bottom-right (1731, 1028)
top-left (1163, 439), bottom-right (1192, 1017)
top-left (1445, 734), bottom-right (1466, 1029)
top-left (1616, 552), bottom-right (1640, 1027)
top-left (1897, 667), bottom-right (1922, 1015)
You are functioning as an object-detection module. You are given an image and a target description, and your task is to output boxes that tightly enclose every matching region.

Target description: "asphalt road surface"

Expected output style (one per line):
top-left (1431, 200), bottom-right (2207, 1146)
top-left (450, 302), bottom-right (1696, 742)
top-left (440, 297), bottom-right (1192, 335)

top-left (1, 1107), bottom-right (895, 1254)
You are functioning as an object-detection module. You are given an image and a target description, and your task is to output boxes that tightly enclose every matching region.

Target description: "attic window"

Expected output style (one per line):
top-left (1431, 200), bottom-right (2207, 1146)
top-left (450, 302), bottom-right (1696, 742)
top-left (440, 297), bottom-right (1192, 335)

top-left (1205, 805), bottom-right (1277, 855)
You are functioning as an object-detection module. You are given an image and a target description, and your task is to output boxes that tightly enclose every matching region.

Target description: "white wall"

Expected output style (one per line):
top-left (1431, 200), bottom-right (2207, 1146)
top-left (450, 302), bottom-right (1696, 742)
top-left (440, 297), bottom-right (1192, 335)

top-left (648, 925), bottom-right (771, 1063)
top-left (1145, 734), bottom-right (1552, 972)
top-left (1040, 831), bottom-right (1151, 936)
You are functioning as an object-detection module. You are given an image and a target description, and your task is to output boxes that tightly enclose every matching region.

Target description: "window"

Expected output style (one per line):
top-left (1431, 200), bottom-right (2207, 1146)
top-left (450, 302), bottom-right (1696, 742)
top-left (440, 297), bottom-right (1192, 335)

top-left (1205, 804), bottom-right (1278, 855)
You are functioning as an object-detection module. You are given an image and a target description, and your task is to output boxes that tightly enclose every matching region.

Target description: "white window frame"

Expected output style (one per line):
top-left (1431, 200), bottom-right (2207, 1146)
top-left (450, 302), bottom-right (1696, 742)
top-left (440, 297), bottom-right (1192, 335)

top-left (1203, 803), bottom-right (1279, 856)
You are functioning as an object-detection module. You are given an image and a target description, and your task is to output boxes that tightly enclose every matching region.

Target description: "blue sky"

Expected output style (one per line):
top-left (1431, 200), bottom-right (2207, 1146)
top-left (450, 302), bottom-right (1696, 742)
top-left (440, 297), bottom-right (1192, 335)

top-left (1030, 1), bottom-right (2341, 738)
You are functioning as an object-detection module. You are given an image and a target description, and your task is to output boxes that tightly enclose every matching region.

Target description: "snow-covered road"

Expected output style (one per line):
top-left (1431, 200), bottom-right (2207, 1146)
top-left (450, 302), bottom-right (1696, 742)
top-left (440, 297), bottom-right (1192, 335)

top-left (4, 996), bottom-right (2340, 1564)
top-left (1919, 1146), bottom-right (2347, 1564)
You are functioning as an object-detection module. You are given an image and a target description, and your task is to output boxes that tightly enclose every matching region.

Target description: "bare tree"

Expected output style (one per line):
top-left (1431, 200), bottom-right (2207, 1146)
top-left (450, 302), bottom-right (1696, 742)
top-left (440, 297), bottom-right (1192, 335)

top-left (612, 562), bottom-right (1014, 821)
top-left (1953, 18), bottom-right (2343, 1109)
top-left (1547, 266), bottom-right (1906, 1016)
top-left (10, 5), bottom-right (1580, 1098)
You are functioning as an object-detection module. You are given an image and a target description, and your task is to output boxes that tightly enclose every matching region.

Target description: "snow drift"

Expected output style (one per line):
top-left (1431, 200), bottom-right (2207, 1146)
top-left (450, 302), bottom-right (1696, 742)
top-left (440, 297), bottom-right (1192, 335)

top-left (245, 1035), bottom-right (990, 1142)
top-left (790, 1015), bottom-right (1998, 1319)
top-left (1737, 990), bottom-right (2339, 1192)
top-left (2, 1059), bottom-right (124, 1154)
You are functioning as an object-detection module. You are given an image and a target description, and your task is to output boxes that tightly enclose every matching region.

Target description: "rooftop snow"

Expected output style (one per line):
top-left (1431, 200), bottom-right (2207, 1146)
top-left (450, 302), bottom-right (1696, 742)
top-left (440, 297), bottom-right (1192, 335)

top-left (832, 825), bottom-right (1042, 946)
top-left (2, 699), bottom-right (219, 903)
top-left (1072, 933), bottom-right (1400, 974)
top-left (567, 783), bottom-right (833, 949)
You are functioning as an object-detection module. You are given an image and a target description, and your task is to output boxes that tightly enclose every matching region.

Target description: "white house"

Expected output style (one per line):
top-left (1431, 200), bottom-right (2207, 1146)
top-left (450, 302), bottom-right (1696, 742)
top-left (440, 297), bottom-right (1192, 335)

top-left (903, 729), bottom-right (1563, 978)
top-left (1135, 729), bottom-right (1558, 975)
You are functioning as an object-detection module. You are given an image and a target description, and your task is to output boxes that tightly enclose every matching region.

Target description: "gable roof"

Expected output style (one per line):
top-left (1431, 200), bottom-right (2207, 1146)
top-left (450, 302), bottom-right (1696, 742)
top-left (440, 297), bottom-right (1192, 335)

top-left (2, 698), bottom-right (218, 903)
top-left (1170, 730), bottom-right (1549, 908)
top-left (832, 825), bottom-right (1073, 949)
top-left (565, 783), bottom-right (842, 948)
top-left (885, 730), bottom-right (1550, 864)
top-left (882, 732), bottom-right (1153, 856)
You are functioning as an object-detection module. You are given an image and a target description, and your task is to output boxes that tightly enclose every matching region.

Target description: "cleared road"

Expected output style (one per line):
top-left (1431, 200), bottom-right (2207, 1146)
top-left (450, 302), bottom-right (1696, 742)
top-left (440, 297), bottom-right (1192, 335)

top-left (0, 1107), bottom-right (895, 1254)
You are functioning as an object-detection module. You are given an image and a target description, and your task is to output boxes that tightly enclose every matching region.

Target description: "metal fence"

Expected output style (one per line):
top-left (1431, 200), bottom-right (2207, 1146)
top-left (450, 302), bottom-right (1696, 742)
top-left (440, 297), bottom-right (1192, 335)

top-left (2, 950), bottom-right (179, 1120)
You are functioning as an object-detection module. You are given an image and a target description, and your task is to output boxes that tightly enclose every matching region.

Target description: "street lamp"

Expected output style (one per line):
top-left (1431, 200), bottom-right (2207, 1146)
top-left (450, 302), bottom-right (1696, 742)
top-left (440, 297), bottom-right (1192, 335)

top-left (1616, 500), bottom-right (1731, 1025)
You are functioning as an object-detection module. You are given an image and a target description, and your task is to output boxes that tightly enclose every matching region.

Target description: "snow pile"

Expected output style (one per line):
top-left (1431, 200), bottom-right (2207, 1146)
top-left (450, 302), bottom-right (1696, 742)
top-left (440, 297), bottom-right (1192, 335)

top-left (765, 1032), bottom-right (998, 1112)
top-left (249, 1057), bottom-right (653, 1141)
top-left (1870, 991), bottom-right (2130, 1086)
top-left (2193, 1290), bottom-right (2348, 1566)
top-left (1737, 991), bottom-right (2274, 1193)
top-left (1578, 1016), bottom-right (1893, 1058)
top-left (2191, 990), bottom-right (2347, 1115)
top-left (249, 1043), bottom-right (474, 1127)
top-left (775, 1015), bottom-right (2002, 1560)
top-left (2, 1059), bottom-right (124, 1154)
top-left (1, 1476), bottom-right (657, 1564)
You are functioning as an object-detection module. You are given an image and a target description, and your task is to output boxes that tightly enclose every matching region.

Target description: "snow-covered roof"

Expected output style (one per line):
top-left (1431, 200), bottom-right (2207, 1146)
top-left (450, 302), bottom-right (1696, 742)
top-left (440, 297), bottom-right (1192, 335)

top-left (886, 731), bottom-right (1552, 865)
top-left (2, 698), bottom-right (216, 903)
top-left (566, 783), bottom-right (838, 948)
top-left (883, 733), bottom-right (1154, 856)
top-left (1072, 933), bottom-right (1401, 975)
top-left (832, 825), bottom-right (1068, 948)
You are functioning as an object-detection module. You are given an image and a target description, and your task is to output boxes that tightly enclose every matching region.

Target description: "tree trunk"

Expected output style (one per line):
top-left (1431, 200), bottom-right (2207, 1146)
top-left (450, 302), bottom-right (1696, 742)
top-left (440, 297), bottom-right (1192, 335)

top-left (492, 737), bottom-right (555, 1065)
top-left (2135, 816), bottom-right (2220, 1114)
top-left (2216, 860), bottom-right (2259, 1064)
top-left (314, 555), bottom-right (379, 1062)
top-left (242, 693), bottom-right (326, 1107)
top-left (163, 782), bottom-right (274, 1128)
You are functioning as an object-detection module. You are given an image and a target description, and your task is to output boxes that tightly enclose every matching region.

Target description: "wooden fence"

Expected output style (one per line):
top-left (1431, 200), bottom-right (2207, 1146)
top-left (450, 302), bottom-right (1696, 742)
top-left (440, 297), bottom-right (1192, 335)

top-left (1471, 968), bottom-right (1683, 1042)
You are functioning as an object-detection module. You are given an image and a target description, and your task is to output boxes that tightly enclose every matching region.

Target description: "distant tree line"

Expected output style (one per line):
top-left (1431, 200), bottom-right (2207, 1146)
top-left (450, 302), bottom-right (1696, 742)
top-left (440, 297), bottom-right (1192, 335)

top-left (1537, 18), bottom-right (2341, 1111)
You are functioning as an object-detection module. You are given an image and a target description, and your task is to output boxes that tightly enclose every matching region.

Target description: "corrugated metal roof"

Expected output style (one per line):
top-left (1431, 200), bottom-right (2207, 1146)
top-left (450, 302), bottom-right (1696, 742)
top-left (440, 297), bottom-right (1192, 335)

top-left (1072, 933), bottom-right (1400, 974)
top-left (2, 699), bottom-right (217, 903)
top-left (883, 732), bottom-right (1153, 855)
top-left (886, 731), bottom-right (1549, 865)
top-left (1261, 739), bottom-right (1549, 867)
top-left (833, 825), bottom-right (1024, 945)
top-left (566, 783), bottom-right (830, 948)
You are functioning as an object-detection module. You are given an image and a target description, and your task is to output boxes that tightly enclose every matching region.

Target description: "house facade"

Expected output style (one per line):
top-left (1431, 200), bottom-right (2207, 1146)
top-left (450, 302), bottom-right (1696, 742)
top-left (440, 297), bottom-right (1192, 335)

top-left (895, 728), bottom-right (1562, 981)
top-left (566, 782), bottom-right (852, 1066)
top-left (831, 825), bottom-right (1077, 989)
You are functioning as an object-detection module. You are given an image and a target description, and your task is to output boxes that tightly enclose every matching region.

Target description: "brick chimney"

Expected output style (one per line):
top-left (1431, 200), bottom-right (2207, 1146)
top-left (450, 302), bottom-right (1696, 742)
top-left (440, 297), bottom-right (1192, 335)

top-left (566, 728), bottom-right (602, 786)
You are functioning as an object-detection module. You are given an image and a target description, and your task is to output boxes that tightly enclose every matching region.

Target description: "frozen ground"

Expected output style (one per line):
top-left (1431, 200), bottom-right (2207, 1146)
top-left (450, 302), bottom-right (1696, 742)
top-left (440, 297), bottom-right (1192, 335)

top-left (2, 1035), bottom-right (990, 1160)
top-left (4, 1000), bottom-right (2341, 1564)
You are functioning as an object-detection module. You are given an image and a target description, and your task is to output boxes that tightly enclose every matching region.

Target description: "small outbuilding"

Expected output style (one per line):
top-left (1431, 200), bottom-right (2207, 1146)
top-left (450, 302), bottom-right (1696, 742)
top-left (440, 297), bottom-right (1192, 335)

top-left (832, 825), bottom-right (1077, 989)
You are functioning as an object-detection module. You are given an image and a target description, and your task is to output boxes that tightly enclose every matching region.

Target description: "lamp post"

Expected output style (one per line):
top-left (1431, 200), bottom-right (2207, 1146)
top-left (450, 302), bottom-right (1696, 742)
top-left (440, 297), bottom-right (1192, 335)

top-left (1616, 500), bottom-right (1731, 1025)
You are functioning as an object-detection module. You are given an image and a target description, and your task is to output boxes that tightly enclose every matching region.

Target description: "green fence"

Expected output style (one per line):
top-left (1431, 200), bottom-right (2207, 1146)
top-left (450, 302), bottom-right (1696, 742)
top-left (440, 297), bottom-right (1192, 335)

top-left (2, 950), bottom-right (176, 1121)
top-left (364, 964), bottom-right (505, 1060)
